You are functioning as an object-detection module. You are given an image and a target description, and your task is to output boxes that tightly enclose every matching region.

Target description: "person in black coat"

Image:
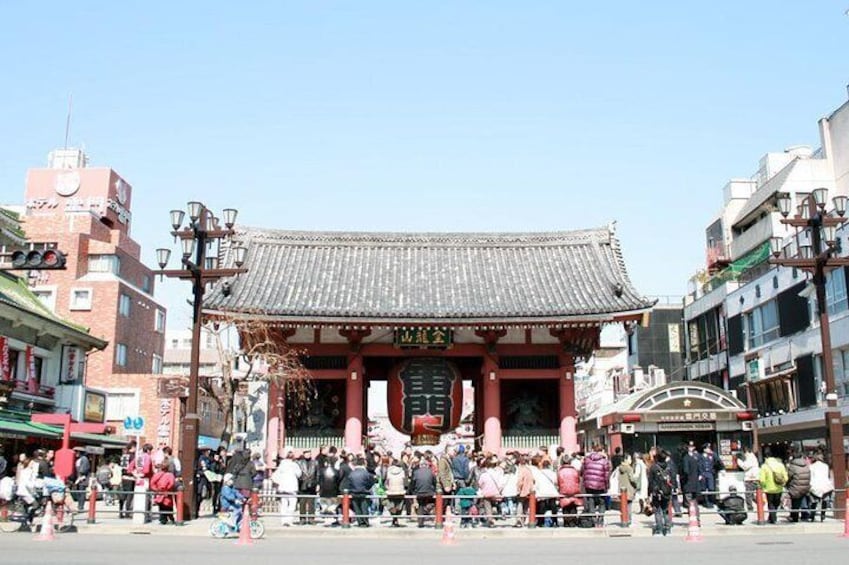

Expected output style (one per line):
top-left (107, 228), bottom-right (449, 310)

top-left (347, 458), bottom-right (375, 527)
top-left (717, 486), bottom-right (747, 525)
top-left (225, 446), bottom-right (256, 494)
top-left (410, 459), bottom-right (436, 528)
top-left (681, 443), bottom-right (702, 523)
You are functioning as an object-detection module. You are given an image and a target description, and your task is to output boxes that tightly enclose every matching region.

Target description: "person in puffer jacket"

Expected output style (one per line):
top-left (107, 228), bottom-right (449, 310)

top-left (581, 445), bottom-right (612, 524)
top-left (557, 457), bottom-right (581, 523)
top-left (785, 449), bottom-right (811, 523)
top-left (384, 460), bottom-right (407, 527)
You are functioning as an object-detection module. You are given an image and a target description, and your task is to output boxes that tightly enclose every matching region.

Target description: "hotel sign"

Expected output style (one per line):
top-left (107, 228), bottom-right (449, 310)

top-left (393, 328), bottom-right (453, 348)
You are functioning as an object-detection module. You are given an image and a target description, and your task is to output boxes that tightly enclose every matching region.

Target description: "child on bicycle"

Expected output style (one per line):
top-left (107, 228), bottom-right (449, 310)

top-left (219, 473), bottom-right (246, 530)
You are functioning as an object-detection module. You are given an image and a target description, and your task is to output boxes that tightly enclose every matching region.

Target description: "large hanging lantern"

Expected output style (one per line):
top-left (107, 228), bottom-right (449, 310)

top-left (387, 358), bottom-right (463, 446)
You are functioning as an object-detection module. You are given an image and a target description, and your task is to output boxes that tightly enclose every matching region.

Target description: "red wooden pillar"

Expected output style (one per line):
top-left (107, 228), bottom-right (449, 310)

top-left (482, 358), bottom-right (501, 454)
top-left (558, 355), bottom-right (578, 453)
top-left (345, 356), bottom-right (364, 453)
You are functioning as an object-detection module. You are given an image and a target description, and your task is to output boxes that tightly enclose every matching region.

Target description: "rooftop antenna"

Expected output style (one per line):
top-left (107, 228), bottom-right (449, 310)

top-left (63, 93), bottom-right (73, 151)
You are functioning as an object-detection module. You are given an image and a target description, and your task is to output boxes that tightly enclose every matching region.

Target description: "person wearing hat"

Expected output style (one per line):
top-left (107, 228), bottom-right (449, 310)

top-left (697, 443), bottom-right (723, 509)
top-left (219, 473), bottom-right (247, 530)
top-left (717, 485), bottom-right (747, 525)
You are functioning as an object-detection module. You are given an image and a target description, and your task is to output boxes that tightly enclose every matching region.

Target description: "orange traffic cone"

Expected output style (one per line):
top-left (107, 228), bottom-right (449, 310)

top-left (684, 499), bottom-right (702, 542)
top-left (441, 506), bottom-right (457, 545)
top-left (35, 501), bottom-right (56, 542)
top-left (235, 502), bottom-right (253, 546)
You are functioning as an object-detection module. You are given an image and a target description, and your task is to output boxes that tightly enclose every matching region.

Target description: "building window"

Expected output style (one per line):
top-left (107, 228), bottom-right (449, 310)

top-left (115, 343), bottom-right (128, 367)
top-left (69, 288), bottom-right (92, 310)
top-left (8, 349), bottom-right (20, 380)
top-left (33, 289), bottom-right (56, 312)
top-left (826, 270), bottom-right (848, 315)
top-left (170, 338), bottom-right (179, 349)
top-left (141, 275), bottom-right (151, 293)
top-left (119, 293), bottom-right (131, 317)
top-left (744, 300), bottom-right (779, 349)
top-left (88, 254), bottom-right (121, 275)
top-left (155, 309), bottom-right (166, 333)
top-left (152, 354), bottom-right (163, 374)
top-left (105, 390), bottom-right (139, 421)
top-left (837, 350), bottom-right (849, 397)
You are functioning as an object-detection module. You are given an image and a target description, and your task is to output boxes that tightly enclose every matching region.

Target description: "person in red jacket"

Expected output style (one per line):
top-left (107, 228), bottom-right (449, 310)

top-left (150, 461), bottom-right (176, 525)
top-left (557, 456), bottom-right (582, 526)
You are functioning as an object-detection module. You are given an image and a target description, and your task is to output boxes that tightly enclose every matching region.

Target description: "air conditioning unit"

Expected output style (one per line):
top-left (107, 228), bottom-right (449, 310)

top-left (741, 421), bottom-right (754, 431)
top-left (621, 423), bottom-right (636, 434)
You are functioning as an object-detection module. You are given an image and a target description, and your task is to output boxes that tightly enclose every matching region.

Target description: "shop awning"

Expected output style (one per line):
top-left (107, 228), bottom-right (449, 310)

top-left (70, 432), bottom-right (130, 448)
top-left (0, 418), bottom-right (61, 440)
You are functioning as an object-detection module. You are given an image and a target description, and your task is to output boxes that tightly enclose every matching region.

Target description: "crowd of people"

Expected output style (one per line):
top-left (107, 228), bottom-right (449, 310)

top-left (238, 440), bottom-right (841, 535)
top-left (1, 439), bottom-right (841, 532)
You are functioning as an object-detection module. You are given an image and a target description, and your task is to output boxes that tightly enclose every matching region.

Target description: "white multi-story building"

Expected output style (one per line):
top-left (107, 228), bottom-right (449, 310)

top-left (684, 93), bottom-right (849, 453)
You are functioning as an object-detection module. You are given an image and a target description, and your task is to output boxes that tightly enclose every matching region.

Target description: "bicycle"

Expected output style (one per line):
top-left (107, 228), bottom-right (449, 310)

top-left (208, 511), bottom-right (264, 539)
top-left (0, 491), bottom-right (75, 534)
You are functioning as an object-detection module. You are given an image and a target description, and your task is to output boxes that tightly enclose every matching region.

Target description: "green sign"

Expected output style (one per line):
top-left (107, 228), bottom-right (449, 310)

top-left (746, 358), bottom-right (760, 382)
top-left (394, 328), bottom-right (453, 348)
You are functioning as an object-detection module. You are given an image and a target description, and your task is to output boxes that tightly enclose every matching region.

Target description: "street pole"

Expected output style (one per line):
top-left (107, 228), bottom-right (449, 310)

top-left (771, 190), bottom-right (848, 517)
top-left (156, 204), bottom-right (247, 520)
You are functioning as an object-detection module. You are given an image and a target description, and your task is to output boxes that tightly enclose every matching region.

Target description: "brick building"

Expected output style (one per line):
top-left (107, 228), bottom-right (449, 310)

top-left (17, 148), bottom-right (174, 448)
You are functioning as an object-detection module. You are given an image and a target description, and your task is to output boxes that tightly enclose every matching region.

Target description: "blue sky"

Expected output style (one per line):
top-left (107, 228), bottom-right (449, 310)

top-left (2, 2), bottom-right (848, 328)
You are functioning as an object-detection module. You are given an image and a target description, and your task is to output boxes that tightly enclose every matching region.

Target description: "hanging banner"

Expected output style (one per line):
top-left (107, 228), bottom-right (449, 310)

top-left (25, 345), bottom-right (37, 393)
top-left (65, 346), bottom-right (78, 382)
top-left (0, 337), bottom-right (9, 381)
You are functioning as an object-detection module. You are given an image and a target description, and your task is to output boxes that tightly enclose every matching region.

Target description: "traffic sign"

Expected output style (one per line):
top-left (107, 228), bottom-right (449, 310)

top-left (123, 416), bottom-right (145, 435)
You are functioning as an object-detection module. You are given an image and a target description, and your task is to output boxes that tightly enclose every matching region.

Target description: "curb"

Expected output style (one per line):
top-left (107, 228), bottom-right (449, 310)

top-left (72, 522), bottom-right (846, 539)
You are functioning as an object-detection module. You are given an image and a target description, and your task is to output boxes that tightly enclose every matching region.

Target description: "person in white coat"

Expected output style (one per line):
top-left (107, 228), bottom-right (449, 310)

top-left (808, 452), bottom-right (834, 522)
top-left (271, 448), bottom-right (302, 526)
top-left (632, 453), bottom-right (649, 514)
top-left (736, 447), bottom-right (760, 512)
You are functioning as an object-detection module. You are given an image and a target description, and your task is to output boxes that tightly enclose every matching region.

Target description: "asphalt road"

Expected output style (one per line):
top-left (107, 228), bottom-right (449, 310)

top-left (1, 533), bottom-right (846, 564)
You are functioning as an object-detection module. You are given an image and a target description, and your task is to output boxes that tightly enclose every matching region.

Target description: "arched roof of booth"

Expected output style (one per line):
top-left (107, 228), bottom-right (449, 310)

top-left (204, 225), bottom-right (655, 324)
top-left (588, 381), bottom-right (746, 420)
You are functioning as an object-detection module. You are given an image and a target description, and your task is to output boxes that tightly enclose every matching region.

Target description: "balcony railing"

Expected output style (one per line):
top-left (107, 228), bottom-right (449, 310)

top-left (11, 379), bottom-right (55, 399)
top-left (501, 433), bottom-right (560, 450)
top-left (285, 434), bottom-right (344, 450)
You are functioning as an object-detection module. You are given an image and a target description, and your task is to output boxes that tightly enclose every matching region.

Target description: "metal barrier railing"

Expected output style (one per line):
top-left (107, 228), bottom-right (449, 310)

top-left (7, 485), bottom-right (843, 531)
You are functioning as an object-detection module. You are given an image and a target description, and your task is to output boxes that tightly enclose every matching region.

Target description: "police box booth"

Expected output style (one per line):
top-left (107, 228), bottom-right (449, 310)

top-left (579, 381), bottom-right (754, 472)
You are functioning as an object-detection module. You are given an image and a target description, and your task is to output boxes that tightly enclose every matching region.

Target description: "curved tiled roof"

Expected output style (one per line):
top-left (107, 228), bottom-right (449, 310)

top-left (204, 225), bottom-right (655, 324)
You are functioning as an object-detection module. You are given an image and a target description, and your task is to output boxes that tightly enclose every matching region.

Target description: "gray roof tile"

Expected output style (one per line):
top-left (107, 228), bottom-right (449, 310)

top-left (204, 226), bottom-right (655, 324)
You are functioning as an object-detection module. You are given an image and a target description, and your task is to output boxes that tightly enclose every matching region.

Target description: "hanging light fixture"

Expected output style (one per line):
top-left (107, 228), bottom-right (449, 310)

top-left (170, 209), bottom-right (185, 231)
top-left (181, 237), bottom-right (195, 257)
top-left (812, 187), bottom-right (829, 209)
top-left (156, 248), bottom-right (171, 269)
top-left (223, 208), bottom-right (238, 229)
top-left (776, 193), bottom-right (792, 217)
top-left (233, 246), bottom-right (248, 267)
top-left (187, 201), bottom-right (203, 223)
top-left (769, 237), bottom-right (783, 258)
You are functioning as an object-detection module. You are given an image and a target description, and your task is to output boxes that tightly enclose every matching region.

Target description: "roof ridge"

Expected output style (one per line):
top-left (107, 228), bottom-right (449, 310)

top-left (237, 226), bottom-right (611, 248)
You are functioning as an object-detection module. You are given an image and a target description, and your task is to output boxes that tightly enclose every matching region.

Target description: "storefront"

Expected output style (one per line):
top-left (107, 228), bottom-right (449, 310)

top-left (580, 381), bottom-right (754, 469)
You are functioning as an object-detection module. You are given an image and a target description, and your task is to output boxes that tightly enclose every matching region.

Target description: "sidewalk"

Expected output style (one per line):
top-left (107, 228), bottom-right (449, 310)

top-left (72, 505), bottom-right (848, 538)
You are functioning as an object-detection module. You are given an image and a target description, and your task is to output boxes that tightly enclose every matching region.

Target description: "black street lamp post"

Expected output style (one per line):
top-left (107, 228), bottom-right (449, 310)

top-left (770, 188), bottom-right (848, 516)
top-left (155, 202), bottom-right (247, 520)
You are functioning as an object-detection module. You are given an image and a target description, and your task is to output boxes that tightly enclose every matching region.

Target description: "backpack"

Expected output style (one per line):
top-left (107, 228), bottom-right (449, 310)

top-left (768, 461), bottom-right (787, 486)
top-left (96, 465), bottom-right (112, 486)
top-left (652, 465), bottom-right (673, 498)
